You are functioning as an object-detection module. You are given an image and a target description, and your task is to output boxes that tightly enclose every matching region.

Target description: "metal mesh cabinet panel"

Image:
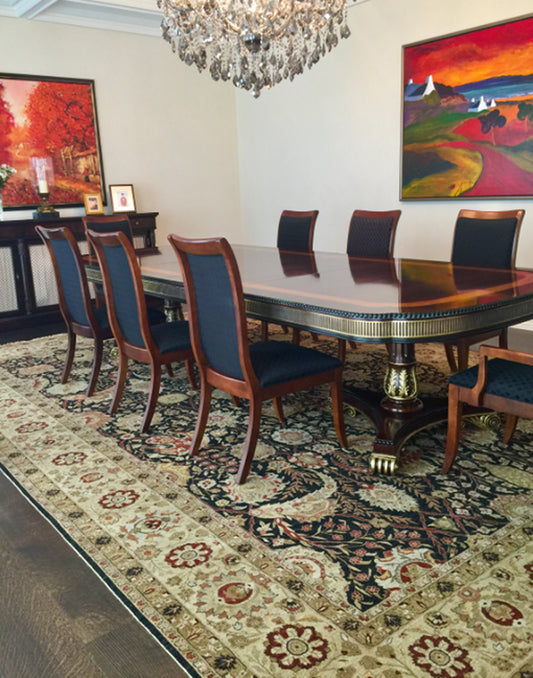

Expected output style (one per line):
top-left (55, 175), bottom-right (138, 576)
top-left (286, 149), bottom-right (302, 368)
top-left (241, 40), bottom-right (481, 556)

top-left (0, 246), bottom-right (19, 314)
top-left (30, 243), bottom-right (58, 307)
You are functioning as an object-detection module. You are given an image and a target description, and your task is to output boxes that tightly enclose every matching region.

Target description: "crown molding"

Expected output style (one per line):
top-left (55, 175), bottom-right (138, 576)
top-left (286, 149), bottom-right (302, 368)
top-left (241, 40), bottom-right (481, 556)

top-left (0, 0), bottom-right (371, 37)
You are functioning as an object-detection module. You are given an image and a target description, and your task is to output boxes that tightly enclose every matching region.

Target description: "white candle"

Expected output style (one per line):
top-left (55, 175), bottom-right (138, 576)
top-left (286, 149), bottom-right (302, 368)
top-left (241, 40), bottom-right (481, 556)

top-left (38, 179), bottom-right (48, 194)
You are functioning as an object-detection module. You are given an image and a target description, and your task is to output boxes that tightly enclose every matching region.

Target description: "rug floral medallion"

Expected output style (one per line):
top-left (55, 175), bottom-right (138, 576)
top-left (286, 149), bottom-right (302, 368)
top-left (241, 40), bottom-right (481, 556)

top-left (0, 328), bottom-right (531, 678)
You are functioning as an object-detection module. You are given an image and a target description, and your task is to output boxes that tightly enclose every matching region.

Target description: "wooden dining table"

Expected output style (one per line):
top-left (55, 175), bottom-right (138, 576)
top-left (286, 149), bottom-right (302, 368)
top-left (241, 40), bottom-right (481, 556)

top-left (86, 244), bottom-right (533, 474)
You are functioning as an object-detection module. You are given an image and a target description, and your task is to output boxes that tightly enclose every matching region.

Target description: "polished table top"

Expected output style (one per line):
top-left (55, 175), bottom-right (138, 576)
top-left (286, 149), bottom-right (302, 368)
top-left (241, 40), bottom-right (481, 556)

top-left (119, 244), bottom-right (533, 344)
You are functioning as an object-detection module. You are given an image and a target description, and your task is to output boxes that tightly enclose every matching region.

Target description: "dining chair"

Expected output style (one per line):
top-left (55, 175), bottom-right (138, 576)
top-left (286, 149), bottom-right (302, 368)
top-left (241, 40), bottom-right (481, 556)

top-left (83, 214), bottom-right (167, 322)
top-left (82, 215), bottom-right (134, 306)
top-left (443, 344), bottom-right (533, 473)
top-left (87, 229), bottom-right (196, 433)
top-left (83, 214), bottom-right (134, 254)
top-left (444, 209), bottom-right (525, 372)
top-left (261, 209), bottom-right (319, 343)
top-left (168, 233), bottom-right (347, 485)
top-left (36, 224), bottom-right (113, 396)
top-left (339, 209), bottom-right (401, 361)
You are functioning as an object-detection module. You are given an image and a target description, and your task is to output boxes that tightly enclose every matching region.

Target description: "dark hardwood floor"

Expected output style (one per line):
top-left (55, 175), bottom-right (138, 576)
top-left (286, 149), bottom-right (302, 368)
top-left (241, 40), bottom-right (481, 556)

top-left (0, 321), bottom-right (531, 677)
top-left (0, 323), bottom-right (190, 678)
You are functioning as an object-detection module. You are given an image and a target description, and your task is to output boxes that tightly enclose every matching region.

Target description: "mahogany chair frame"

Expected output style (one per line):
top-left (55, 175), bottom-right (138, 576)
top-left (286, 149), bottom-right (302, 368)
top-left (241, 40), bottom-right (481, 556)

top-left (168, 234), bottom-right (347, 485)
top-left (443, 344), bottom-right (533, 473)
top-left (36, 224), bottom-right (113, 396)
top-left (87, 229), bottom-right (196, 433)
top-left (444, 209), bottom-right (525, 372)
top-left (262, 209), bottom-right (319, 343)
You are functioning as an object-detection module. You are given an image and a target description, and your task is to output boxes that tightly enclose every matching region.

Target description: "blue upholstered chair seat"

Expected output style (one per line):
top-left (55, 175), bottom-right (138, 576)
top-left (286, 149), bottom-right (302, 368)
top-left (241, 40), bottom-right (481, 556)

top-left (449, 358), bottom-right (533, 404)
top-left (249, 341), bottom-right (343, 387)
top-left (150, 320), bottom-right (192, 354)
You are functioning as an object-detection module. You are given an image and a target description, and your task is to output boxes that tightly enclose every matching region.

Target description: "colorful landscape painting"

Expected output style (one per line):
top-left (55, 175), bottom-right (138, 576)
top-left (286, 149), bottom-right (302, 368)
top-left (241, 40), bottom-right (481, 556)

top-left (0, 74), bottom-right (104, 209)
top-left (402, 15), bottom-right (533, 199)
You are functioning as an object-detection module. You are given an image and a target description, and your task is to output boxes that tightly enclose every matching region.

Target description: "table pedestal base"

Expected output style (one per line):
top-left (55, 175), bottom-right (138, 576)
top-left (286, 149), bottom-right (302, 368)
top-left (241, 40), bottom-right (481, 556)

top-left (344, 343), bottom-right (449, 474)
top-left (343, 387), bottom-right (449, 474)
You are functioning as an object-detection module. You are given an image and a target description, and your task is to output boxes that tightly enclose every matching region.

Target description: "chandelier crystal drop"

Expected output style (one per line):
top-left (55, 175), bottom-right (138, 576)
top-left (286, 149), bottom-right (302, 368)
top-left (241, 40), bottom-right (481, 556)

top-left (158, 0), bottom-right (351, 98)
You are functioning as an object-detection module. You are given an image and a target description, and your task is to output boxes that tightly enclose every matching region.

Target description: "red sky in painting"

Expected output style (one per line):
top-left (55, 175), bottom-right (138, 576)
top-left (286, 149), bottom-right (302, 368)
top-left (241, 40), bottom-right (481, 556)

top-left (404, 15), bottom-right (533, 87)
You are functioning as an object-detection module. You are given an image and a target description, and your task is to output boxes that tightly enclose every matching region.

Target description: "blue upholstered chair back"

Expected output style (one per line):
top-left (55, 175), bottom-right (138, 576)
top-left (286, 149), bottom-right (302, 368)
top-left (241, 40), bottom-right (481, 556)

top-left (100, 242), bottom-right (145, 347)
top-left (347, 213), bottom-right (397, 258)
top-left (49, 237), bottom-right (90, 326)
top-left (276, 212), bottom-right (316, 252)
top-left (186, 252), bottom-right (244, 380)
top-left (451, 216), bottom-right (519, 269)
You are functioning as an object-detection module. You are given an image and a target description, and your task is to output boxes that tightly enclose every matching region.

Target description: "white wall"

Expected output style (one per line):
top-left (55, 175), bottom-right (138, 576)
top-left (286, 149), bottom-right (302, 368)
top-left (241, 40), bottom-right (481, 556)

top-left (0, 17), bottom-right (243, 243)
top-left (236, 0), bottom-right (533, 269)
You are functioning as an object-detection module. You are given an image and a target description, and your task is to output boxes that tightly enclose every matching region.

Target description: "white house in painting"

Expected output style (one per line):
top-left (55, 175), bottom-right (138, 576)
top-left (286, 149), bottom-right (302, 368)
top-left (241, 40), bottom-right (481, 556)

top-left (404, 74), bottom-right (436, 101)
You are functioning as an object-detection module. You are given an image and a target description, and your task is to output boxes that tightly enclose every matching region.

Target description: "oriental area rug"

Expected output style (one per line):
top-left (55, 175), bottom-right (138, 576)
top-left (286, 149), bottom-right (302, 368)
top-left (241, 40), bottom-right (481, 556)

top-left (0, 328), bottom-right (531, 678)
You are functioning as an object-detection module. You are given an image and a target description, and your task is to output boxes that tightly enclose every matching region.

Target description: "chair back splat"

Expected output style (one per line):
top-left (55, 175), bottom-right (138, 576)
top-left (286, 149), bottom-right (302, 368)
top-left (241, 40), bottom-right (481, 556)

top-left (444, 209), bottom-right (525, 373)
top-left (35, 224), bottom-right (113, 396)
top-left (87, 229), bottom-right (196, 433)
top-left (168, 234), bottom-right (348, 484)
top-left (451, 209), bottom-right (524, 269)
top-left (276, 209), bottom-right (318, 252)
top-left (346, 209), bottom-right (401, 259)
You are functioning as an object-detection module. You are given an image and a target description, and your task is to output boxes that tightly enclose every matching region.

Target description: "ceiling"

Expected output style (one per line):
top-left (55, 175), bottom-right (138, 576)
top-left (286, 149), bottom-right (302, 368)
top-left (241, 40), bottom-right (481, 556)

top-left (0, 0), bottom-right (370, 37)
top-left (0, 0), bottom-right (162, 36)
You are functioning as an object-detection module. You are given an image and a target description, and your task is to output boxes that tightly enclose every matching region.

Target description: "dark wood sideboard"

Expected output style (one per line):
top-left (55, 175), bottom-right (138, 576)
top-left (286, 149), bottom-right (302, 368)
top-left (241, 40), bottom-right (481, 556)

top-left (0, 212), bottom-right (158, 332)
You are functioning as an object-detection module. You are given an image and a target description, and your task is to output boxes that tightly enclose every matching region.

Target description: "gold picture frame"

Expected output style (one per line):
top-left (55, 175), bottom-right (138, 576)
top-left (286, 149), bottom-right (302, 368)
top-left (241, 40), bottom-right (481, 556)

top-left (83, 192), bottom-right (104, 215)
top-left (109, 184), bottom-right (136, 213)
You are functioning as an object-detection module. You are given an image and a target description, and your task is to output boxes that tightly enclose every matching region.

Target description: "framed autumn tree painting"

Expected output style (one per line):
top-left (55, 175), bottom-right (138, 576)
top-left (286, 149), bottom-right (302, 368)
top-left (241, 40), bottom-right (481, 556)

top-left (401, 14), bottom-right (533, 199)
top-left (0, 74), bottom-right (105, 210)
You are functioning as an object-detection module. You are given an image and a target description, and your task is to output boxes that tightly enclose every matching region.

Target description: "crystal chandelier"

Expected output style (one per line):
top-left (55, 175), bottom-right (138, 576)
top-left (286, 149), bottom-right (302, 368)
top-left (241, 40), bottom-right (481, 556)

top-left (158, 0), bottom-right (351, 98)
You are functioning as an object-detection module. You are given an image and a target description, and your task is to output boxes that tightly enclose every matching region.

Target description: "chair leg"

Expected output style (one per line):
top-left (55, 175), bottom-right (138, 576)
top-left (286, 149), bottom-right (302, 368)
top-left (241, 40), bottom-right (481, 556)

top-left (86, 337), bottom-right (104, 397)
top-left (338, 339), bottom-right (346, 362)
top-left (166, 364), bottom-right (174, 378)
top-left (456, 342), bottom-right (470, 372)
top-left (141, 362), bottom-right (162, 433)
top-left (61, 329), bottom-right (76, 384)
top-left (330, 378), bottom-right (348, 449)
top-left (445, 344), bottom-right (458, 372)
top-left (442, 387), bottom-right (463, 473)
top-left (185, 359), bottom-right (197, 389)
top-left (292, 328), bottom-right (301, 345)
top-left (503, 414), bottom-right (518, 444)
top-left (499, 328), bottom-right (508, 349)
top-left (190, 381), bottom-right (212, 454)
top-left (273, 396), bottom-right (285, 425)
top-left (110, 352), bottom-right (128, 415)
top-left (236, 396), bottom-right (262, 484)
top-left (261, 321), bottom-right (269, 341)
top-left (231, 395), bottom-right (241, 407)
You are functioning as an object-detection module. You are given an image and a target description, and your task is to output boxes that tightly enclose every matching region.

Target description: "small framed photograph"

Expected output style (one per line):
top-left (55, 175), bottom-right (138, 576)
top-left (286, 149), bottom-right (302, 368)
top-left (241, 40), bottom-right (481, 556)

top-left (83, 192), bottom-right (104, 215)
top-left (109, 184), bottom-right (136, 213)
